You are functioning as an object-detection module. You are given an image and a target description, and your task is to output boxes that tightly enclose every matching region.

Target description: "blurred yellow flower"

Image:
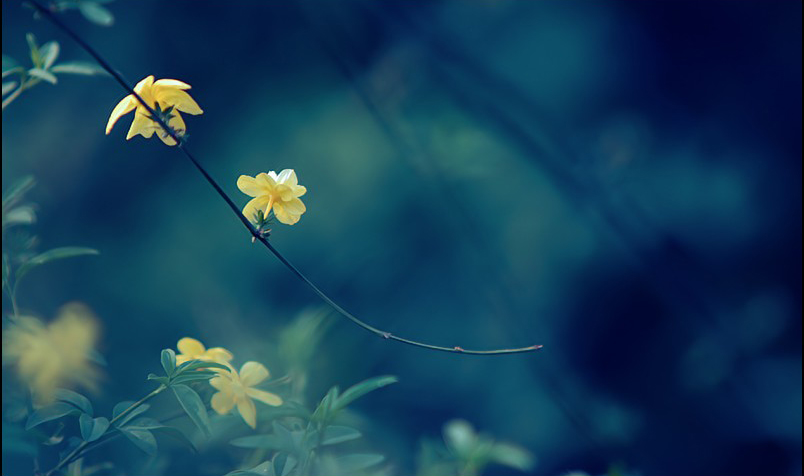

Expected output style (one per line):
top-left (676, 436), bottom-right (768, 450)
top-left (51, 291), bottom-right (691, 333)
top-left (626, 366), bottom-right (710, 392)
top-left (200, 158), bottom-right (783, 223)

top-left (209, 361), bottom-right (282, 429)
top-left (237, 170), bottom-right (307, 225)
top-left (2, 303), bottom-right (99, 403)
top-left (105, 75), bottom-right (203, 146)
top-left (175, 337), bottom-right (233, 366)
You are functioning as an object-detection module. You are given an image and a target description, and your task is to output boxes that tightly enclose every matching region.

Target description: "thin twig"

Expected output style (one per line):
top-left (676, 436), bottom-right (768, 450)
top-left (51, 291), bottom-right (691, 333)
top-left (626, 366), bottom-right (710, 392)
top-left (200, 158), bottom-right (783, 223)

top-left (28, 0), bottom-right (542, 356)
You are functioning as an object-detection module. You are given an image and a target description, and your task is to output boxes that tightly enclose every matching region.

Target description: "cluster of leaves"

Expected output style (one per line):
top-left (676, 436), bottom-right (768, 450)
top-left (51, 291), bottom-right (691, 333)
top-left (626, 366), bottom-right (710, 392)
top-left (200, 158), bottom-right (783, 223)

top-left (416, 420), bottom-right (534, 476)
top-left (3, 33), bottom-right (106, 108)
top-left (2, 176), bottom-right (99, 316)
top-left (31, 0), bottom-right (115, 27)
top-left (227, 376), bottom-right (398, 476)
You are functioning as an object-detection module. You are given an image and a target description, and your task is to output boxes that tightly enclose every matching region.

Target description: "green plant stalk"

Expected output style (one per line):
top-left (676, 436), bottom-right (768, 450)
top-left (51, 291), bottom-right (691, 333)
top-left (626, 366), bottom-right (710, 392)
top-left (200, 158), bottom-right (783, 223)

top-left (44, 384), bottom-right (166, 476)
top-left (28, 0), bottom-right (543, 356)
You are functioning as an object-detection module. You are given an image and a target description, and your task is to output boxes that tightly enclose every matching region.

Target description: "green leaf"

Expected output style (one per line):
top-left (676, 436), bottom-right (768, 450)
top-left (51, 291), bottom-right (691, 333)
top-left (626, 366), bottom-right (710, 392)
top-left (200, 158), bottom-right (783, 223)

top-left (2, 205), bottom-right (36, 227)
top-left (272, 453), bottom-right (297, 476)
top-left (26, 33), bottom-right (40, 67)
top-left (444, 419), bottom-right (476, 456)
top-left (224, 461), bottom-right (274, 476)
top-left (111, 401), bottom-right (150, 427)
top-left (86, 349), bottom-right (107, 366)
top-left (79, 414), bottom-right (109, 442)
top-left (78, 2), bottom-right (114, 26)
top-left (15, 247), bottom-right (99, 283)
top-left (25, 402), bottom-right (78, 430)
top-left (311, 386), bottom-right (338, 423)
top-left (2, 81), bottom-right (17, 96)
top-left (169, 370), bottom-right (217, 385)
top-left (50, 61), bottom-right (107, 76)
top-left (39, 41), bottom-right (60, 69)
top-left (2, 176), bottom-right (35, 209)
top-left (230, 434), bottom-right (283, 449)
top-left (119, 427), bottom-right (157, 455)
top-left (28, 68), bottom-right (57, 84)
top-left (152, 425), bottom-right (197, 452)
top-left (171, 384), bottom-right (211, 438)
top-left (174, 359), bottom-right (230, 373)
top-left (332, 375), bottom-right (398, 413)
top-left (321, 425), bottom-right (362, 446)
top-left (489, 443), bottom-right (535, 472)
top-left (335, 454), bottom-right (384, 472)
top-left (161, 348), bottom-right (176, 376)
top-left (146, 374), bottom-right (170, 385)
top-left (54, 388), bottom-right (93, 415)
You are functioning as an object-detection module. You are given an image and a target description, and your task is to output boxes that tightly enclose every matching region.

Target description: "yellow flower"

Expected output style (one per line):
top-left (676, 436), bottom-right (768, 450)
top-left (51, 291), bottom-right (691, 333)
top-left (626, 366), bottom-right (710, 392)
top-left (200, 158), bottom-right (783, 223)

top-left (237, 170), bottom-right (307, 225)
top-left (105, 75), bottom-right (203, 146)
top-left (209, 361), bottom-right (282, 429)
top-left (175, 337), bottom-right (233, 366)
top-left (2, 303), bottom-right (100, 404)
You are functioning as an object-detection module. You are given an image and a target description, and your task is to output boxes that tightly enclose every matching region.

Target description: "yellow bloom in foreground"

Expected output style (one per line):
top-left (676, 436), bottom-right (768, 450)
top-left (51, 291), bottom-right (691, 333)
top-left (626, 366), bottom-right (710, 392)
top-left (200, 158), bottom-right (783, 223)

top-left (175, 337), bottom-right (233, 366)
top-left (105, 75), bottom-right (203, 146)
top-left (2, 303), bottom-right (99, 403)
top-left (209, 362), bottom-right (283, 429)
top-left (237, 170), bottom-right (307, 225)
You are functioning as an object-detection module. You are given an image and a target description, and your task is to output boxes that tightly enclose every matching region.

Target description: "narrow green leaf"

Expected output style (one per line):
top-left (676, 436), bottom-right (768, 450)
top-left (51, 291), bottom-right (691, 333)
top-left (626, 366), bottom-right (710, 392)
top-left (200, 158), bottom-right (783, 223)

top-left (26, 33), bottom-right (40, 67)
top-left (51, 61), bottom-right (107, 76)
top-left (169, 371), bottom-right (217, 385)
top-left (171, 384), bottom-right (211, 437)
top-left (111, 401), bottom-right (150, 427)
top-left (335, 454), bottom-right (384, 472)
top-left (174, 359), bottom-right (230, 373)
top-left (161, 348), bottom-right (176, 376)
top-left (25, 402), bottom-right (77, 430)
top-left (146, 374), bottom-right (170, 386)
top-left (311, 386), bottom-right (338, 423)
top-left (121, 417), bottom-right (163, 430)
top-left (79, 414), bottom-right (109, 442)
top-left (15, 247), bottom-right (99, 283)
top-left (54, 388), bottom-right (93, 415)
top-left (332, 375), bottom-right (398, 412)
top-left (39, 41), bottom-right (60, 69)
top-left (321, 426), bottom-right (362, 446)
top-left (224, 461), bottom-right (273, 476)
top-left (119, 427), bottom-right (157, 455)
top-left (230, 434), bottom-right (283, 449)
top-left (28, 67), bottom-right (57, 84)
top-left (78, 2), bottom-right (114, 26)
top-left (2, 81), bottom-right (17, 95)
top-left (2, 176), bottom-right (35, 209)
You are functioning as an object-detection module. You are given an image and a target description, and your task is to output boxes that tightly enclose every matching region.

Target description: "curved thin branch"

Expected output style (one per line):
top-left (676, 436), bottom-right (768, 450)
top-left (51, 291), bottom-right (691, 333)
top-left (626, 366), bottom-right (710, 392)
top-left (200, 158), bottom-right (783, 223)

top-left (29, 1), bottom-right (542, 356)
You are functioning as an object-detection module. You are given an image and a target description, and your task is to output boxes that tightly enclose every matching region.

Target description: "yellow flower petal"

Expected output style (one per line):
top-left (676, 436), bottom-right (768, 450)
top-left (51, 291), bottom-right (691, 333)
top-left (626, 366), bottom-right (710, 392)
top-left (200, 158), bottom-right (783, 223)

top-left (206, 347), bottom-right (234, 363)
top-left (106, 95), bottom-right (136, 135)
top-left (275, 184), bottom-right (294, 201)
top-left (282, 198), bottom-right (306, 215)
top-left (155, 89), bottom-right (203, 115)
top-left (133, 75), bottom-right (155, 94)
top-left (239, 361), bottom-right (269, 387)
top-left (272, 202), bottom-right (300, 225)
top-left (246, 388), bottom-right (283, 407)
top-left (153, 78), bottom-right (192, 90)
top-left (255, 173), bottom-right (277, 189)
top-left (292, 185), bottom-right (307, 198)
top-left (236, 396), bottom-right (257, 429)
top-left (242, 196), bottom-right (272, 223)
top-left (208, 374), bottom-right (231, 391)
top-left (127, 111), bottom-right (155, 139)
top-left (177, 337), bottom-right (205, 356)
top-left (211, 391), bottom-right (235, 415)
top-left (237, 175), bottom-right (265, 197)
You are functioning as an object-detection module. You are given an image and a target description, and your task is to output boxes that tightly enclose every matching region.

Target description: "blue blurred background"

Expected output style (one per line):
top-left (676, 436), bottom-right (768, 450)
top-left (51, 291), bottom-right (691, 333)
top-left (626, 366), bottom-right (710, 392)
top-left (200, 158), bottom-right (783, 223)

top-left (2, 1), bottom-right (801, 475)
